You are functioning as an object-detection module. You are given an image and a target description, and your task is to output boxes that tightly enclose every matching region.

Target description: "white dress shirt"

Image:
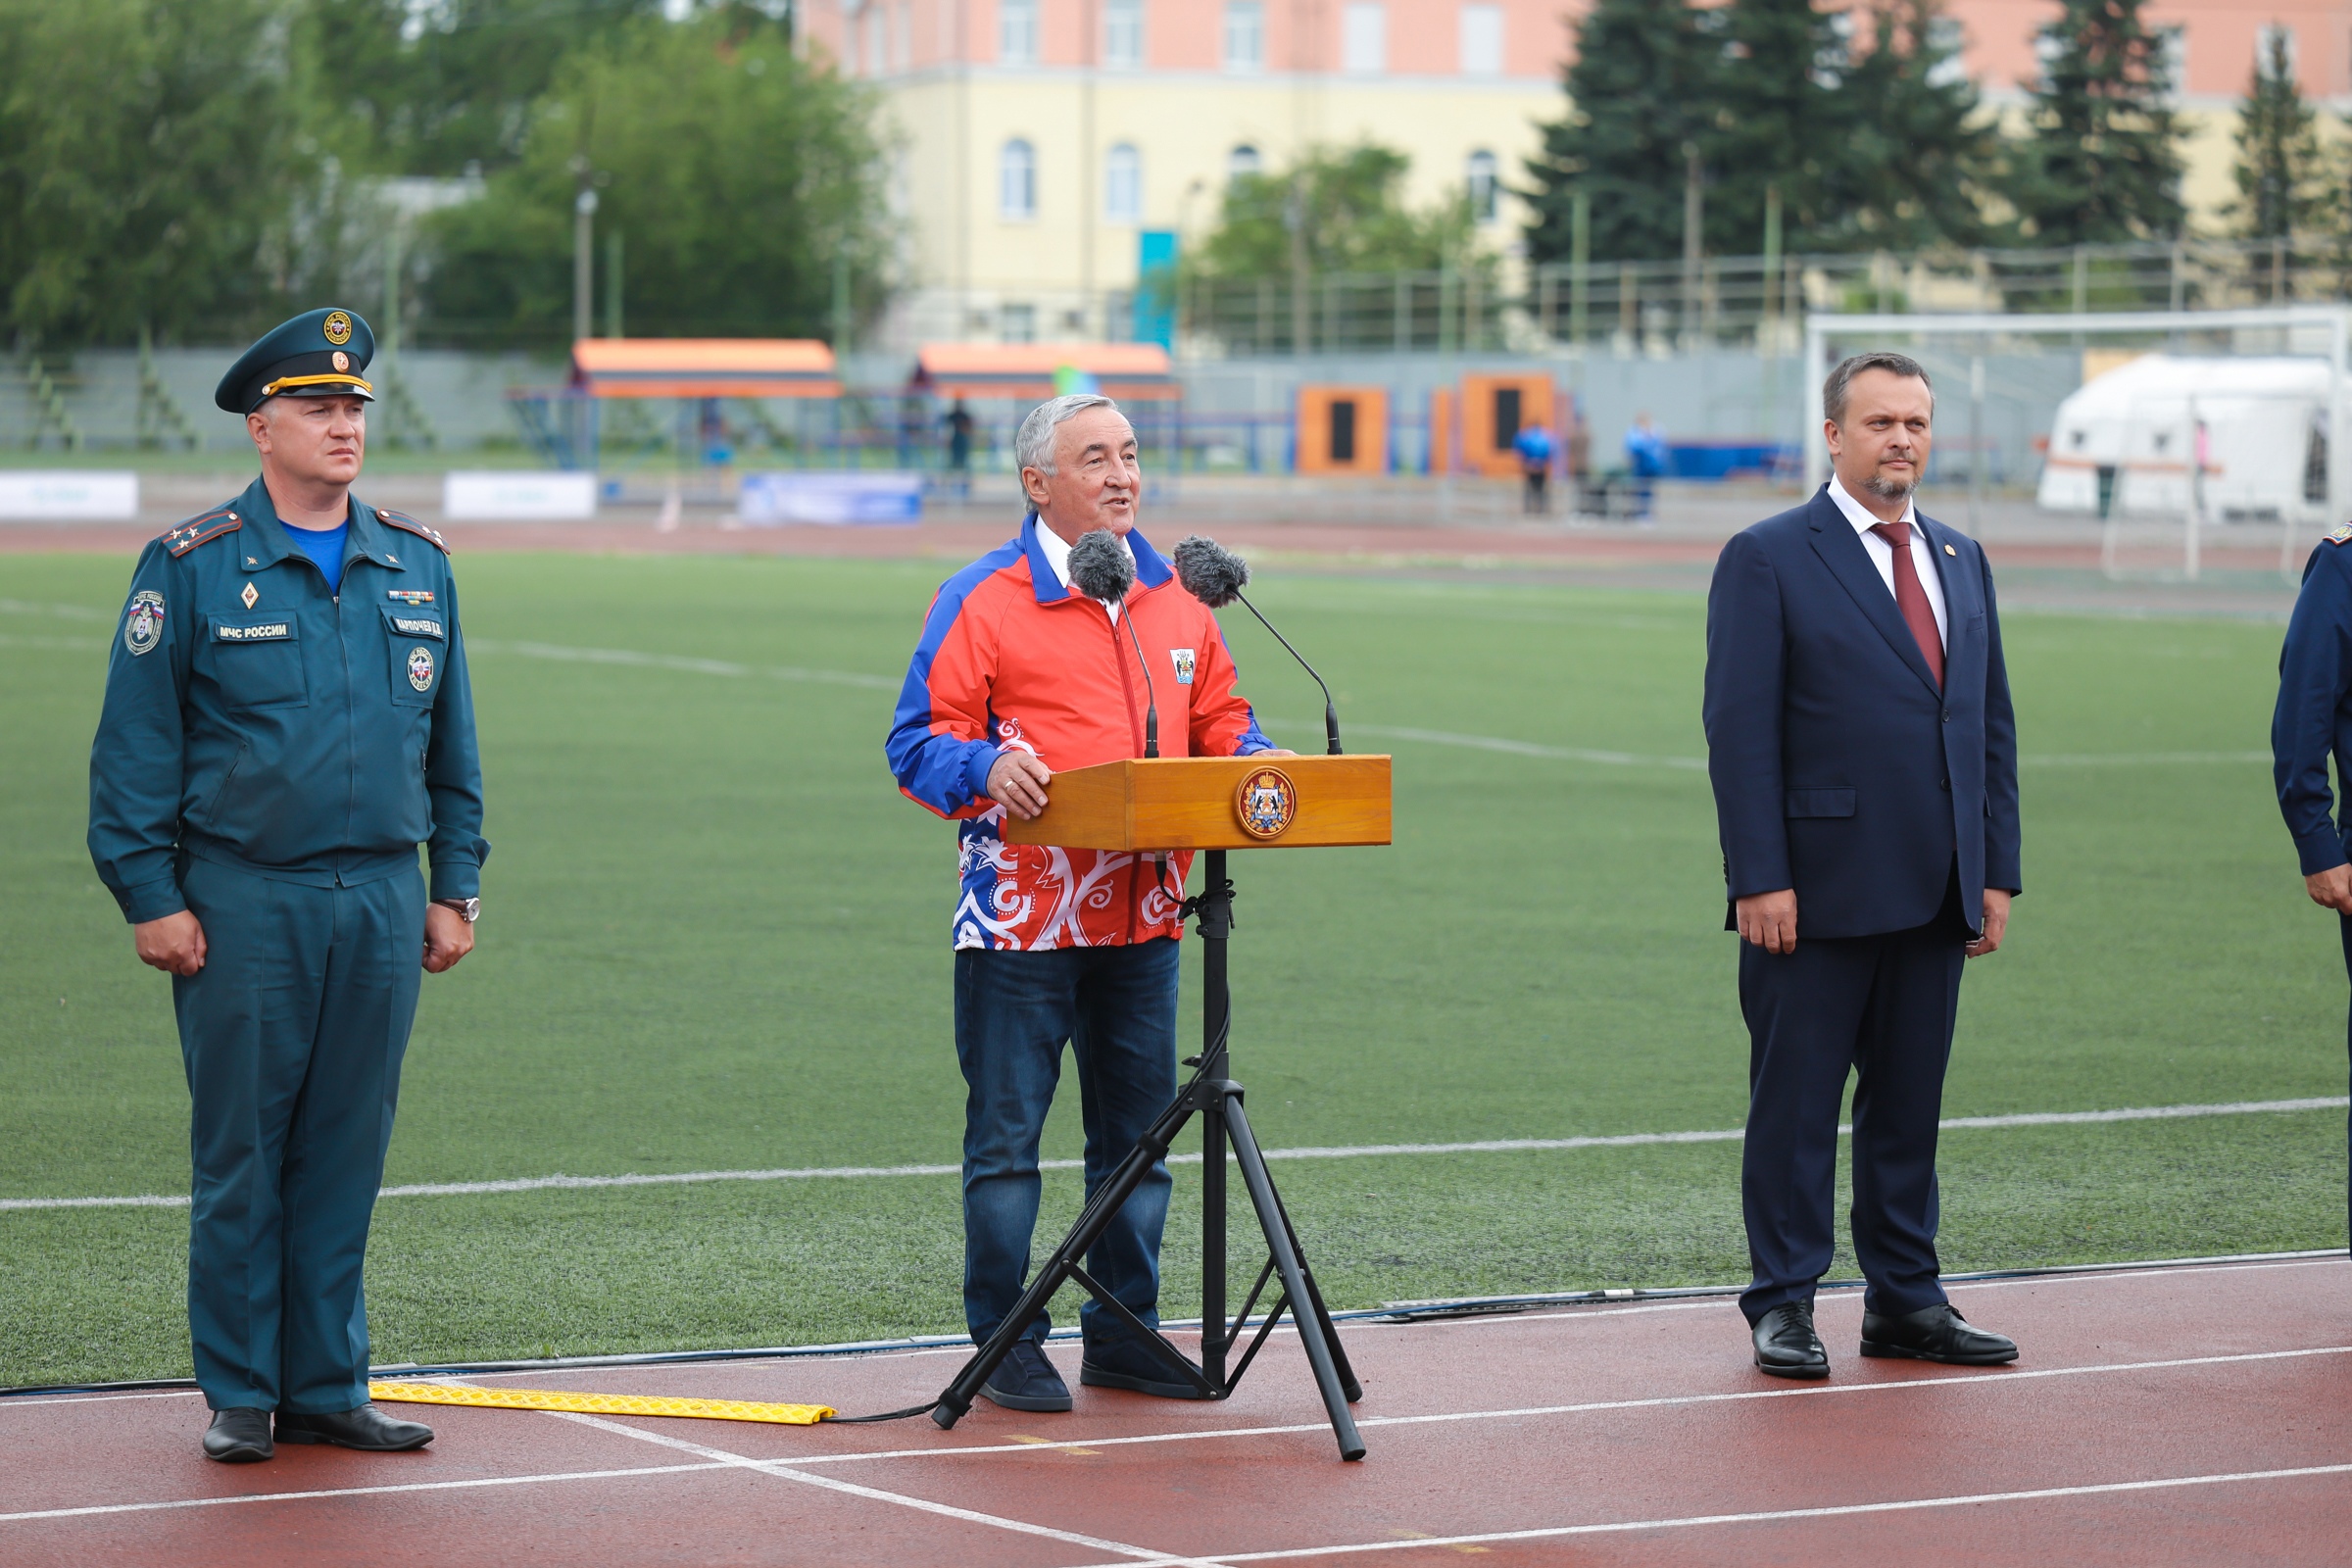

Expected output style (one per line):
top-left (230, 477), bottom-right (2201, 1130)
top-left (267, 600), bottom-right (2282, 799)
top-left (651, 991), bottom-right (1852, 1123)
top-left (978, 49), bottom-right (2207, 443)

top-left (1827, 474), bottom-right (1947, 649)
top-left (1032, 517), bottom-right (1134, 624)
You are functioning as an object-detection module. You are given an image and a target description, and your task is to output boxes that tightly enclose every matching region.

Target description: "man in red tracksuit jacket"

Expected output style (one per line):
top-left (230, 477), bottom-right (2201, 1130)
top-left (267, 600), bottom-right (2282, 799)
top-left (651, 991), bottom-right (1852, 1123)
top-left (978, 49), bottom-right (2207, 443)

top-left (886, 394), bottom-right (1285, 1413)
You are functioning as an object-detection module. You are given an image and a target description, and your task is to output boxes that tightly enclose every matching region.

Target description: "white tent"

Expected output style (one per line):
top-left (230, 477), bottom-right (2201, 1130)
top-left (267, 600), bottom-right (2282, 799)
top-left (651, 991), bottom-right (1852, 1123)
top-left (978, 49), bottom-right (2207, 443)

top-left (2037, 354), bottom-right (2329, 524)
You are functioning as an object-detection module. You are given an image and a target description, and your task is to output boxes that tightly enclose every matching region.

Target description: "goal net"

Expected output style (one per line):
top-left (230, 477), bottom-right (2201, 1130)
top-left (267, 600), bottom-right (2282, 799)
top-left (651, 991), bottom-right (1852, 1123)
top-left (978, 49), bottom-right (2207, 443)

top-left (1799, 307), bottom-right (2351, 583)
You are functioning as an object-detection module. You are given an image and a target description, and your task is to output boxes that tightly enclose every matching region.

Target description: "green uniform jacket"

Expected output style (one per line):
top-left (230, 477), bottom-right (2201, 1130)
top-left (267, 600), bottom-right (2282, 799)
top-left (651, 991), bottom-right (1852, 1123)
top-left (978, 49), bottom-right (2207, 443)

top-left (87, 476), bottom-right (488, 924)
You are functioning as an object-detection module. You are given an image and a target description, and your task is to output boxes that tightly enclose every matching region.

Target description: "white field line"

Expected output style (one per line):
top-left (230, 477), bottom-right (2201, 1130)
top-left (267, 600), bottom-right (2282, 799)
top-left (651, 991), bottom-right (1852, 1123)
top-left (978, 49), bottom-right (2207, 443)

top-left (0, 600), bottom-right (107, 620)
top-left (541, 1406), bottom-right (1225, 1567)
top-left (466, 637), bottom-right (897, 690)
top-left (10, 1344), bottom-right (2345, 1534)
top-left (6, 1096), bottom-right (2341, 1213)
top-left (1070, 1463), bottom-right (2352, 1567)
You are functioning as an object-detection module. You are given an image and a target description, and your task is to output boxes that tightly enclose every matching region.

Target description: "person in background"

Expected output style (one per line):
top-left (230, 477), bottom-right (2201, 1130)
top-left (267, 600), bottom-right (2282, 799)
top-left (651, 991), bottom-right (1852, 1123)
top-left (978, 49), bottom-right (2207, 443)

top-left (1625, 412), bottom-right (1668, 519)
top-left (944, 398), bottom-right (977, 502)
top-left (1513, 420), bottom-right (1557, 515)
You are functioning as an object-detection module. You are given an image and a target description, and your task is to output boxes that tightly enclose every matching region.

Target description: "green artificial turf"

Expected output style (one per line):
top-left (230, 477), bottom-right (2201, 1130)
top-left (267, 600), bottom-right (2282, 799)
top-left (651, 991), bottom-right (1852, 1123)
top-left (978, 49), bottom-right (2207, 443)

top-left (1, 551), bottom-right (2343, 1386)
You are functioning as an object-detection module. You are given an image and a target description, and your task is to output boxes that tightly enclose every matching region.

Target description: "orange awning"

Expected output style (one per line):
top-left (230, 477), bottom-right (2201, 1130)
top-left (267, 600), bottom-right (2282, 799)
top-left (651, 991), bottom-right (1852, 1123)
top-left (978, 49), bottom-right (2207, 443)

top-left (912, 343), bottom-right (1179, 401)
top-left (572, 339), bottom-right (839, 399)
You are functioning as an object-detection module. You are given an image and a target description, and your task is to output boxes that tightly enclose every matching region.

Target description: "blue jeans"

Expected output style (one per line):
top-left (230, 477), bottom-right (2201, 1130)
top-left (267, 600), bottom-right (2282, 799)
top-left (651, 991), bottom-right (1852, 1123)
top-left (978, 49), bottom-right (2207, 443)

top-left (955, 937), bottom-right (1181, 1348)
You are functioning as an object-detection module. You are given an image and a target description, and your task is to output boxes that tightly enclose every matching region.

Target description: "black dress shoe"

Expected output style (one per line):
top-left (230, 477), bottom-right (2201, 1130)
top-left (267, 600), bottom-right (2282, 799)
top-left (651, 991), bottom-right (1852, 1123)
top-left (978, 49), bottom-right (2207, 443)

top-left (1860, 1302), bottom-right (2018, 1365)
top-left (1079, 1337), bottom-right (1211, 1400)
top-left (275, 1403), bottom-right (434, 1451)
top-left (203, 1407), bottom-right (273, 1463)
top-left (979, 1340), bottom-right (1072, 1413)
top-left (1751, 1302), bottom-right (1829, 1379)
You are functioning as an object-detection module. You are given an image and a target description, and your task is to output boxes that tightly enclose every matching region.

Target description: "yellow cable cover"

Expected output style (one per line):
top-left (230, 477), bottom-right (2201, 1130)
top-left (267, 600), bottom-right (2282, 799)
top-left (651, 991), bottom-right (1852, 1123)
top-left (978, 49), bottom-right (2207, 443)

top-left (368, 1380), bottom-right (834, 1426)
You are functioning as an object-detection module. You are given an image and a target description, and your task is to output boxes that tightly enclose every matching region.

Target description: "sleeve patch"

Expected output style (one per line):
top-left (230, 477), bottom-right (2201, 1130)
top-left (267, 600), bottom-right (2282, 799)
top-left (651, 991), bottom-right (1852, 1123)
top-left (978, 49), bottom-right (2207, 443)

top-left (2327, 522), bottom-right (2352, 546)
top-left (122, 591), bottom-right (166, 655)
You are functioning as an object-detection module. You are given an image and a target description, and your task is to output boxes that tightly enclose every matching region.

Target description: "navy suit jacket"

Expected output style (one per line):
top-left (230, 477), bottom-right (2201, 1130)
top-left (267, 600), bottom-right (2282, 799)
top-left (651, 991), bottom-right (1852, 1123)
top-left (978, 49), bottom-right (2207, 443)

top-left (1703, 487), bottom-right (2021, 940)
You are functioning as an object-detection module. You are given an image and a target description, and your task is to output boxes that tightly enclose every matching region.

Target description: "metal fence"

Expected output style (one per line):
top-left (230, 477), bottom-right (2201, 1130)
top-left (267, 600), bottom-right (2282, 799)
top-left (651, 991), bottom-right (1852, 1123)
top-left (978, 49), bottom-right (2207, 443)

top-left (1171, 236), bottom-right (2345, 358)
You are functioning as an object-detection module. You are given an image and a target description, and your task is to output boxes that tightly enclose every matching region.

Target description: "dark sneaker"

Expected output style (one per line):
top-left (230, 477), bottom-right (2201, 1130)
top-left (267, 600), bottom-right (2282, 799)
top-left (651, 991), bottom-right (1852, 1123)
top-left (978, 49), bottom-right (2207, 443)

top-left (1079, 1334), bottom-right (1210, 1399)
top-left (979, 1340), bottom-right (1072, 1413)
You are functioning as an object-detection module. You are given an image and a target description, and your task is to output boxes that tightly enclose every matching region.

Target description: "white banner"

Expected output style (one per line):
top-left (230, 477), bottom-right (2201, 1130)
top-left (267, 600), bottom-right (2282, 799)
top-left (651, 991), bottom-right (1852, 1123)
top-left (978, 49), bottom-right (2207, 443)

top-left (737, 471), bottom-right (924, 526)
top-left (0, 470), bottom-right (138, 520)
top-left (443, 470), bottom-right (598, 520)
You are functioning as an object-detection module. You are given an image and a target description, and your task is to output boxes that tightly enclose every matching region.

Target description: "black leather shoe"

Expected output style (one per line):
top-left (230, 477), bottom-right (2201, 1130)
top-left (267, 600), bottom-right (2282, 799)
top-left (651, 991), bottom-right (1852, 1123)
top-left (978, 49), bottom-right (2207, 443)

top-left (1860, 1302), bottom-right (2018, 1365)
top-left (275, 1403), bottom-right (434, 1451)
top-left (979, 1340), bottom-right (1072, 1413)
top-left (1080, 1336), bottom-right (1211, 1400)
top-left (1751, 1302), bottom-right (1830, 1379)
top-left (203, 1407), bottom-right (273, 1463)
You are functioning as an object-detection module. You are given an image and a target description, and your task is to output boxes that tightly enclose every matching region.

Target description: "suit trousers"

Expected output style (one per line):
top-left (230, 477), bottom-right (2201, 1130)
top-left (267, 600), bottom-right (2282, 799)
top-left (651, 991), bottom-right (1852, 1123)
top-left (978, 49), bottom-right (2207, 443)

top-left (2337, 915), bottom-right (2352, 1251)
top-left (173, 855), bottom-right (424, 1413)
top-left (1738, 883), bottom-right (1970, 1324)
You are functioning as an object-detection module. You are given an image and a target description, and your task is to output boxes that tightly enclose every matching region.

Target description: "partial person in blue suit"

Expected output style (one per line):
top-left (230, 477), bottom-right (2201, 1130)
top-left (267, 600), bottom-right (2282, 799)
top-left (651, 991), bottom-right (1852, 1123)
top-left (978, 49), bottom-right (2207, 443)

top-left (1702, 351), bottom-right (2023, 1380)
top-left (2270, 516), bottom-right (2352, 1254)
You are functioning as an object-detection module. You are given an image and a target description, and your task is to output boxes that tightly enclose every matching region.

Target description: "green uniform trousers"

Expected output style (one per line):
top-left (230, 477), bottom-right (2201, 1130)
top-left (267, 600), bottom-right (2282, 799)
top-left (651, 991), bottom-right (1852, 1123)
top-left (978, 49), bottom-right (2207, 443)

top-left (172, 855), bottom-right (423, 1412)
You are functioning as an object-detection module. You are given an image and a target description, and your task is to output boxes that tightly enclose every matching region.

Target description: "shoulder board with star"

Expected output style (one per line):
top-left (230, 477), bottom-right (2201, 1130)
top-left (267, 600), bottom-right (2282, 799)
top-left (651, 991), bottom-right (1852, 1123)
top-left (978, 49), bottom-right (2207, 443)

top-left (2326, 521), bottom-right (2352, 546)
top-left (160, 509), bottom-right (243, 558)
top-left (374, 508), bottom-right (450, 555)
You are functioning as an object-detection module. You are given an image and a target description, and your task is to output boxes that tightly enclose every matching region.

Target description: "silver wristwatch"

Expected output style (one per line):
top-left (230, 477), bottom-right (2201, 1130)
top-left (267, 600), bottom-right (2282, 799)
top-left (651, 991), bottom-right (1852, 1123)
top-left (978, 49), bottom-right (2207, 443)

top-left (434, 897), bottom-right (480, 923)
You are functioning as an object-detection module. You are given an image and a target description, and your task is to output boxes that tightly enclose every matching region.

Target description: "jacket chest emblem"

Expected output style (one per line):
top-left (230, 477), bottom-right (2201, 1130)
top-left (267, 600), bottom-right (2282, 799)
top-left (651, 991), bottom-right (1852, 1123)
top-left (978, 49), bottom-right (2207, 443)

top-left (1169, 648), bottom-right (1196, 685)
top-left (407, 646), bottom-right (436, 691)
top-left (240, 581), bottom-right (259, 610)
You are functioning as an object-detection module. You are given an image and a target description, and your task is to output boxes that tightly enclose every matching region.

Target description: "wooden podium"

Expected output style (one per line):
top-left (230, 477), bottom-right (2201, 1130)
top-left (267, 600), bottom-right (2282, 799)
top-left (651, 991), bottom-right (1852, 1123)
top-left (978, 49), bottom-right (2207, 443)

top-left (933, 754), bottom-right (1393, 1460)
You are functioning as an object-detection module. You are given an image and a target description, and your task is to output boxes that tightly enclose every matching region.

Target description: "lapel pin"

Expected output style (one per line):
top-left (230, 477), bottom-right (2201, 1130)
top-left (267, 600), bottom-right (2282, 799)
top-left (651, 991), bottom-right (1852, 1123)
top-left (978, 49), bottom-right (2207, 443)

top-left (1944, 544), bottom-right (1956, 555)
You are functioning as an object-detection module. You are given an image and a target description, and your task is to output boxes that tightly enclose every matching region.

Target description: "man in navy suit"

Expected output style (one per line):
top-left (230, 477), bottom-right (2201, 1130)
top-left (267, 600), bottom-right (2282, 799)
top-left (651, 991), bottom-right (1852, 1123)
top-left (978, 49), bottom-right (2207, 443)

top-left (1703, 352), bottom-right (2022, 1379)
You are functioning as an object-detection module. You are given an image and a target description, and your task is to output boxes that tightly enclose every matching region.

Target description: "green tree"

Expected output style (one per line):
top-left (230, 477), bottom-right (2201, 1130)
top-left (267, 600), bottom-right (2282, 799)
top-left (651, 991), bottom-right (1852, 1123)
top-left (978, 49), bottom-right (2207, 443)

top-left (0, 0), bottom-right (302, 346)
top-left (2005, 0), bottom-right (2184, 244)
top-left (297, 0), bottom-right (662, 177)
top-left (1521, 0), bottom-right (1713, 264)
top-left (1823, 0), bottom-right (2008, 250)
top-left (1185, 144), bottom-right (1481, 284)
top-left (1701, 0), bottom-right (1856, 254)
top-left (2230, 25), bottom-right (2326, 240)
top-left (416, 10), bottom-right (894, 344)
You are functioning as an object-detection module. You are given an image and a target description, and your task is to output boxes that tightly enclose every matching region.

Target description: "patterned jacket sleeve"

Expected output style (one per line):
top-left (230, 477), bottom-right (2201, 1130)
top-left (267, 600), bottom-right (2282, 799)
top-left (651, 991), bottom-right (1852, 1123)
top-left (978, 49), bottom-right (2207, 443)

top-left (1188, 609), bottom-right (1276, 759)
top-left (887, 576), bottom-right (1006, 820)
top-left (87, 541), bottom-right (195, 923)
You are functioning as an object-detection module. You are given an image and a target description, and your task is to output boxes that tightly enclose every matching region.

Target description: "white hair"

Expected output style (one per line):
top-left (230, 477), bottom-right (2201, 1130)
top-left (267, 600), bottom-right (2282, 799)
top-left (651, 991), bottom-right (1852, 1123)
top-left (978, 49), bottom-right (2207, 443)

top-left (1015, 394), bottom-right (1121, 476)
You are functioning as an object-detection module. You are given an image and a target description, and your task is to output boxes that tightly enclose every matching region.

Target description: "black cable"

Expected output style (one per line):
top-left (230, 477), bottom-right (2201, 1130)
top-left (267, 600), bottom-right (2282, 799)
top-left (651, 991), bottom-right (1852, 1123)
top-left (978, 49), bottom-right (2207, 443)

top-left (818, 1399), bottom-right (943, 1424)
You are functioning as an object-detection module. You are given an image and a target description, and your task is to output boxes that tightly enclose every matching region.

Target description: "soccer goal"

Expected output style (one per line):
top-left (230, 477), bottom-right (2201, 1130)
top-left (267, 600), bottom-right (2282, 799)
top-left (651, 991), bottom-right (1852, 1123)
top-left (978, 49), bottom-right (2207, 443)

top-left (1801, 307), bottom-right (2352, 583)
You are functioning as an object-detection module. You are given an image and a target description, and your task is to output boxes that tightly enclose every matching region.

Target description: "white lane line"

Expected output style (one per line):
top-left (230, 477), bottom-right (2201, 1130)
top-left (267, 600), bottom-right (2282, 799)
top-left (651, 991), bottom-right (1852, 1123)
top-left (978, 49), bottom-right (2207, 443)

top-left (467, 637), bottom-right (897, 690)
top-left (540, 1407), bottom-right (1225, 1567)
top-left (11, 1097), bottom-right (2340, 1212)
top-left (1065, 1463), bottom-right (2352, 1567)
top-left (0, 1461), bottom-right (732, 1525)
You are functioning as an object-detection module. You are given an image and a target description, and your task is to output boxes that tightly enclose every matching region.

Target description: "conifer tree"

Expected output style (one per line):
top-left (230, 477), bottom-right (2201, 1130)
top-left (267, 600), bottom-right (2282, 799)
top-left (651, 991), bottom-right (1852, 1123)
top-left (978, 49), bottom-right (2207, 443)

top-left (2005, 0), bottom-right (2184, 244)
top-left (1521, 0), bottom-right (1714, 264)
top-left (1831, 0), bottom-right (2008, 250)
top-left (2230, 25), bottom-right (2325, 240)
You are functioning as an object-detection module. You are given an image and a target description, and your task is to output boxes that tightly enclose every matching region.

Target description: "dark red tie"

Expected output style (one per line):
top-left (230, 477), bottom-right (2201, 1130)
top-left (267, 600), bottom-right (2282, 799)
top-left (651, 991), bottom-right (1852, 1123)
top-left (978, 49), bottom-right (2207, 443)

top-left (1871, 520), bottom-right (1943, 687)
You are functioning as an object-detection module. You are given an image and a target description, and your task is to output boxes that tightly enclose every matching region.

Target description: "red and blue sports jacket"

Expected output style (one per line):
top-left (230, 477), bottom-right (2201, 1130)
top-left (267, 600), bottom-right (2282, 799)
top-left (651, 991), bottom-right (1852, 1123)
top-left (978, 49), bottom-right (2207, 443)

top-left (887, 516), bottom-right (1274, 950)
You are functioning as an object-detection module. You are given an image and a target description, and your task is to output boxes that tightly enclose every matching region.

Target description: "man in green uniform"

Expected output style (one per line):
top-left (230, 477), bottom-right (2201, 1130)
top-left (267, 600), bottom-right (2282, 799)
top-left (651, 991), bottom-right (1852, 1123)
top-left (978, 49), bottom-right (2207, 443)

top-left (87, 308), bottom-right (488, 1463)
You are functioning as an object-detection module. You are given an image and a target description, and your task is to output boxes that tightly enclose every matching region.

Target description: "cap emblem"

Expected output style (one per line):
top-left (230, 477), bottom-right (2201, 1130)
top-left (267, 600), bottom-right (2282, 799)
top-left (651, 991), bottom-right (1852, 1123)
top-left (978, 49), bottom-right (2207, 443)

top-left (323, 311), bottom-right (353, 346)
top-left (331, 351), bottom-right (350, 371)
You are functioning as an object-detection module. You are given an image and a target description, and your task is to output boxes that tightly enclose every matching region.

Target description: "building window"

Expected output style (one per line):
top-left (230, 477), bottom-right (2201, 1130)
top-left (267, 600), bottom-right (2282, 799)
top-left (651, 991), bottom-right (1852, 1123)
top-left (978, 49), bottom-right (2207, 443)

top-left (1000, 138), bottom-right (1037, 220)
top-left (2258, 23), bottom-right (2296, 76)
top-left (2157, 24), bottom-right (2187, 92)
top-left (1466, 150), bottom-right (1497, 222)
top-left (1224, 1), bottom-right (1263, 73)
top-left (1458, 4), bottom-right (1501, 76)
top-left (1343, 3), bottom-right (1385, 74)
top-left (863, 3), bottom-right (888, 75)
top-left (1000, 0), bottom-right (1038, 66)
top-left (1228, 143), bottom-right (1261, 182)
top-left (1105, 0), bottom-right (1145, 70)
top-left (1104, 143), bottom-right (1144, 223)
top-left (1002, 302), bottom-right (1037, 343)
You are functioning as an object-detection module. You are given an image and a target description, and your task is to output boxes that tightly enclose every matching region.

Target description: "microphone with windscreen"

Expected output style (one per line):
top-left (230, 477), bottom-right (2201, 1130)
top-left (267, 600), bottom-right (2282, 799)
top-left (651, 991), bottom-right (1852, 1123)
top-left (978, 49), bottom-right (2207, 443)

top-left (1173, 535), bottom-right (1342, 756)
top-left (1068, 528), bottom-right (1158, 759)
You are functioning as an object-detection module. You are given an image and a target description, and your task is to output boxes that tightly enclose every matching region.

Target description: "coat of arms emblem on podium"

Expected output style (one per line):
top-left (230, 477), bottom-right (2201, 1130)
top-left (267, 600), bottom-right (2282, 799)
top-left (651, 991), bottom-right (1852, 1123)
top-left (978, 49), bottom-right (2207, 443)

top-left (1234, 765), bottom-right (1298, 840)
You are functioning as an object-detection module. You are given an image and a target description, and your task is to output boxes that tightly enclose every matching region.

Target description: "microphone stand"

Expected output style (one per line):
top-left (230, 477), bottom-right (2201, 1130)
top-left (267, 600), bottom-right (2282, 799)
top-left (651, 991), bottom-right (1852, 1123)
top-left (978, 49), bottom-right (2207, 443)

top-left (1230, 589), bottom-right (1342, 756)
top-left (1118, 604), bottom-right (1160, 759)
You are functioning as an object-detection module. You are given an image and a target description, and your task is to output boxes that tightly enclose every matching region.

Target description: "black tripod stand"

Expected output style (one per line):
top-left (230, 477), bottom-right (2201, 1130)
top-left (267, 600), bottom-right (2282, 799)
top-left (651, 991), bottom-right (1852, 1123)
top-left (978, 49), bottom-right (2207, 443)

top-left (928, 850), bottom-right (1366, 1460)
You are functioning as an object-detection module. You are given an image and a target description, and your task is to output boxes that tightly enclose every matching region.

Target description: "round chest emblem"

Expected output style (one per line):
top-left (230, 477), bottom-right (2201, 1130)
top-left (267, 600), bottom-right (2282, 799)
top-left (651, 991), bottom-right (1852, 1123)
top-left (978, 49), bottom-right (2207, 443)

top-left (407, 645), bottom-right (435, 691)
top-left (323, 311), bottom-right (353, 346)
top-left (1234, 765), bottom-right (1298, 841)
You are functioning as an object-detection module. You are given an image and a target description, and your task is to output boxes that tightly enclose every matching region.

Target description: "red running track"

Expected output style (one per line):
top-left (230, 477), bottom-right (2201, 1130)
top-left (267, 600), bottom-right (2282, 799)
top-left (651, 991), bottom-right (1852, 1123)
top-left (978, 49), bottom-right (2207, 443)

top-left (4, 1256), bottom-right (2348, 1567)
